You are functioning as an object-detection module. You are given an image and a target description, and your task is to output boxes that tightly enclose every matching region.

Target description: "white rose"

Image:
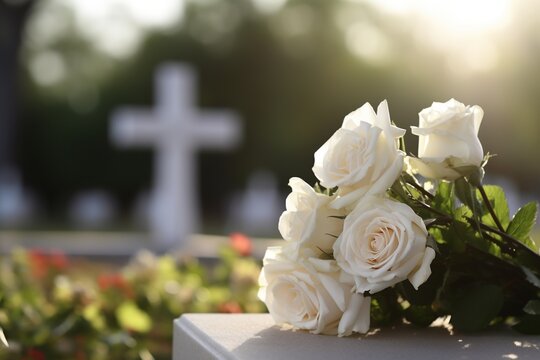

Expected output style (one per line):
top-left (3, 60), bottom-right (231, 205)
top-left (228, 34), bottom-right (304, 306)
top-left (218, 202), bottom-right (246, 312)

top-left (278, 177), bottom-right (346, 259)
top-left (258, 246), bottom-right (370, 336)
top-left (333, 196), bottom-right (435, 294)
top-left (409, 98), bottom-right (484, 180)
top-left (312, 100), bottom-right (406, 209)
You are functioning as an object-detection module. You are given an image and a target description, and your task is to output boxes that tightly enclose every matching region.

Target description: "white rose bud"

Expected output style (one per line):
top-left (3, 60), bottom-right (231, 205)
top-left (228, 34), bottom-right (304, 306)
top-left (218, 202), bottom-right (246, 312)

top-left (333, 196), bottom-right (436, 294)
top-left (278, 177), bottom-right (346, 259)
top-left (313, 100), bottom-right (406, 209)
top-left (409, 98), bottom-right (484, 180)
top-left (258, 246), bottom-right (371, 336)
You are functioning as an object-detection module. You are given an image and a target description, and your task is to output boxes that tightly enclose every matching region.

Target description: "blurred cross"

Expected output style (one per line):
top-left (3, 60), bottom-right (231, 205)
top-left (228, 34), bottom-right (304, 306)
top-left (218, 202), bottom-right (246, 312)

top-left (110, 63), bottom-right (241, 249)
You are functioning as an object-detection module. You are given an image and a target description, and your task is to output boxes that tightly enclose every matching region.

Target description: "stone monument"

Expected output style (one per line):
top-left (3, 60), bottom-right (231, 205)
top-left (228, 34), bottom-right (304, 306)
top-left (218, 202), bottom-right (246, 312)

top-left (111, 63), bottom-right (241, 248)
top-left (174, 314), bottom-right (540, 360)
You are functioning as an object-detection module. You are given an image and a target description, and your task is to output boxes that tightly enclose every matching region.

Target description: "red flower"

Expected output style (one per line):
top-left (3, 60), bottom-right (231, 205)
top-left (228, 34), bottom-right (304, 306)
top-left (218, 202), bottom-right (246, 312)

top-left (28, 249), bottom-right (69, 279)
top-left (49, 251), bottom-right (68, 270)
top-left (230, 232), bottom-right (253, 257)
top-left (98, 274), bottom-right (133, 298)
top-left (28, 250), bottom-right (48, 279)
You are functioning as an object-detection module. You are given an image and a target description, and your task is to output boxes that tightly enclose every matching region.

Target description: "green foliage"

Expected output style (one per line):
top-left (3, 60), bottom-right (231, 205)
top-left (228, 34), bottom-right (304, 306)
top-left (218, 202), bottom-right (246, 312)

top-left (522, 266), bottom-right (540, 288)
top-left (399, 259), bottom-right (443, 306)
top-left (0, 243), bottom-right (264, 359)
top-left (370, 289), bottom-right (402, 327)
top-left (388, 169), bottom-right (540, 334)
top-left (433, 181), bottom-right (454, 214)
top-left (479, 185), bottom-right (510, 229)
top-left (450, 284), bottom-right (504, 332)
top-left (507, 202), bottom-right (538, 245)
top-left (117, 302), bottom-right (152, 333)
top-left (455, 177), bottom-right (481, 214)
top-left (404, 305), bottom-right (438, 327)
top-left (523, 300), bottom-right (540, 315)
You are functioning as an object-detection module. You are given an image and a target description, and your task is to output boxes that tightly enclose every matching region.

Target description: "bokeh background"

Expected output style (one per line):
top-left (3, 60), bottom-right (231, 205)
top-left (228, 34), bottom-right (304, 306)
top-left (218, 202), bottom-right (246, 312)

top-left (3, 2), bottom-right (540, 357)
top-left (1, 0), bottom-right (540, 237)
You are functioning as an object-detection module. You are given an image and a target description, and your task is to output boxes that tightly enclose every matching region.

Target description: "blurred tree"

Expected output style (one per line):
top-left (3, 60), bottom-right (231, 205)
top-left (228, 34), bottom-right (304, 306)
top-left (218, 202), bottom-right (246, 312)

top-left (0, 0), bottom-right (35, 172)
top-left (13, 0), bottom-right (540, 228)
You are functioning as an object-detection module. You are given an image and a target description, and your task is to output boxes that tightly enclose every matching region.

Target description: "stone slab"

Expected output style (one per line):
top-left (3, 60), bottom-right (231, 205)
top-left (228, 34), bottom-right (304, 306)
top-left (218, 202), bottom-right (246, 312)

top-left (174, 313), bottom-right (540, 360)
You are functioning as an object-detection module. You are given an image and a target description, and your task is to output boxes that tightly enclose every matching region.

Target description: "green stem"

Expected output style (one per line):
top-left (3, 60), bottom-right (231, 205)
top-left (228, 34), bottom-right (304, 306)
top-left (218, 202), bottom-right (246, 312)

top-left (480, 230), bottom-right (515, 255)
top-left (468, 218), bottom-right (540, 260)
top-left (414, 200), bottom-right (452, 221)
top-left (477, 184), bottom-right (505, 232)
top-left (406, 179), bottom-right (435, 200)
top-left (415, 188), bottom-right (540, 265)
top-left (425, 218), bottom-right (453, 229)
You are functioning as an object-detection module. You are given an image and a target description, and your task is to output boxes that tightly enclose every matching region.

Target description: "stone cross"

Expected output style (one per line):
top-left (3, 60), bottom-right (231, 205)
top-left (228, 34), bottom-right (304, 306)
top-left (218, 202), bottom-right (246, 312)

top-left (110, 63), bottom-right (241, 248)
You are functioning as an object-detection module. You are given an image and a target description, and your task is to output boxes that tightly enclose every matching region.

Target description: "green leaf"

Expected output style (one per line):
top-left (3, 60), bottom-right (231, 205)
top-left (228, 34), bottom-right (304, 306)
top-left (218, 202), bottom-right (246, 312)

top-left (507, 202), bottom-right (538, 242)
top-left (399, 280), bottom-right (434, 306)
top-left (116, 301), bottom-right (152, 333)
top-left (404, 305), bottom-right (438, 327)
top-left (516, 251), bottom-right (540, 273)
top-left (524, 300), bottom-right (540, 315)
top-left (370, 288), bottom-right (401, 326)
top-left (479, 185), bottom-right (510, 229)
top-left (434, 181), bottom-right (453, 213)
top-left (513, 315), bottom-right (540, 334)
top-left (52, 314), bottom-right (78, 337)
top-left (522, 236), bottom-right (539, 252)
top-left (398, 262), bottom-right (442, 306)
top-left (445, 211), bottom-right (477, 252)
top-left (522, 267), bottom-right (540, 288)
top-left (454, 205), bottom-right (473, 220)
top-left (451, 284), bottom-right (504, 332)
top-left (390, 179), bottom-right (410, 203)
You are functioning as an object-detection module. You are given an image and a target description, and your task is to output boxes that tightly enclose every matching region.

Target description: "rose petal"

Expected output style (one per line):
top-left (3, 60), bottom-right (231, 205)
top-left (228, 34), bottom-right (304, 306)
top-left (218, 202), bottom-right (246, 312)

top-left (342, 102), bottom-right (378, 130)
top-left (338, 294), bottom-right (371, 336)
top-left (408, 247), bottom-right (436, 289)
top-left (407, 157), bottom-right (461, 180)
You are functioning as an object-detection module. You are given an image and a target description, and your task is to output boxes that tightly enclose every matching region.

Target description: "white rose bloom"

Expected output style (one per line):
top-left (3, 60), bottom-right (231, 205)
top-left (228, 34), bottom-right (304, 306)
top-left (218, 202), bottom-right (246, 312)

top-left (333, 196), bottom-right (436, 294)
top-left (409, 98), bottom-right (484, 180)
top-left (258, 246), bottom-right (371, 336)
top-left (278, 177), bottom-right (345, 259)
top-left (313, 100), bottom-right (406, 209)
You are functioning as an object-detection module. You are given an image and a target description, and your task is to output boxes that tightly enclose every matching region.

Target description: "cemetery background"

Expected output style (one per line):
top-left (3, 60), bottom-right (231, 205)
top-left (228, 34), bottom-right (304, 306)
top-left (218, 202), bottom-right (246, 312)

top-left (1, 0), bottom-right (540, 359)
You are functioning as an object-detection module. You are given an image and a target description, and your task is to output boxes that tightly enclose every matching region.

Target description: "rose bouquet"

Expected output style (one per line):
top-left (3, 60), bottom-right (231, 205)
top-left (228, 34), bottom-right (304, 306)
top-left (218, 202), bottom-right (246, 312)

top-left (258, 99), bottom-right (540, 336)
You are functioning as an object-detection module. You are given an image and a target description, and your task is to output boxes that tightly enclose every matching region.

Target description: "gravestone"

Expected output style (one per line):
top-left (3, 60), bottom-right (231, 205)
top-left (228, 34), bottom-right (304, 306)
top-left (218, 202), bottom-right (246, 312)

top-left (110, 63), bottom-right (241, 248)
top-left (174, 314), bottom-right (540, 360)
top-left (0, 168), bottom-right (37, 226)
top-left (68, 190), bottom-right (117, 228)
top-left (226, 170), bottom-right (283, 236)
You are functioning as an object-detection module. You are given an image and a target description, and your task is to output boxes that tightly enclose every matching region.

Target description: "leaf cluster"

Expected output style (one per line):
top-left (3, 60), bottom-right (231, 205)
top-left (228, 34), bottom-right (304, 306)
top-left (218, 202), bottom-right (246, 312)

top-left (0, 245), bottom-right (264, 359)
top-left (386, 173), bottom-right (540, 333)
